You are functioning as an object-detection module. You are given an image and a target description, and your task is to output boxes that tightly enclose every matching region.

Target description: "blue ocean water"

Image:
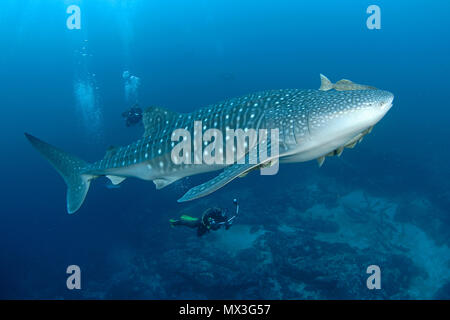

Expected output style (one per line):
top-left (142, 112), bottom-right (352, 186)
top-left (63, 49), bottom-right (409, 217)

top-left (1, 0), bottom-right (449, 299)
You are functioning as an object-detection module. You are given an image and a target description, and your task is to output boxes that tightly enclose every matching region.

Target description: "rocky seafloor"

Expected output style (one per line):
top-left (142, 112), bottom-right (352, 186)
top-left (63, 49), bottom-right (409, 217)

top-left (74, 163), bottom-right (450, 300)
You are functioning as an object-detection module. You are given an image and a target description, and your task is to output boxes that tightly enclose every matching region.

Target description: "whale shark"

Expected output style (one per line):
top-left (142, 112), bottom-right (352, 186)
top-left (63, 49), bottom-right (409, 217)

top-left (25, 76), bottom-right (394, 213)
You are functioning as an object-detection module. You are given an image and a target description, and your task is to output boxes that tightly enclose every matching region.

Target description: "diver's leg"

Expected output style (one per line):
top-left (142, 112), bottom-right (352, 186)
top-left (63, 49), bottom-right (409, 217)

top-left (170, 215), bottom-right (201, 229)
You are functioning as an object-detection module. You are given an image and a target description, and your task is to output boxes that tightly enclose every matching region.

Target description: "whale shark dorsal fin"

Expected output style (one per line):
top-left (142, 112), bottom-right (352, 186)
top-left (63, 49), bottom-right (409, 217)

top-left (142, 106), bottom-right (180, 138)
top-left (319, 74), bottom-right (334, 91)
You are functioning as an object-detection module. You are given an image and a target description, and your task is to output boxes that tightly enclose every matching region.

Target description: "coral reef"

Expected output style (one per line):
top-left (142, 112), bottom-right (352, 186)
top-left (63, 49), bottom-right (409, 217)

top-left (77, 172), bottom-right (450, 299)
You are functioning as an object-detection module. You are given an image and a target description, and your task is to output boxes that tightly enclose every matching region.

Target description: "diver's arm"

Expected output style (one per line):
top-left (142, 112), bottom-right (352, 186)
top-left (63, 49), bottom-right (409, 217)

top-left (226, 199), bottom-right (239, 228)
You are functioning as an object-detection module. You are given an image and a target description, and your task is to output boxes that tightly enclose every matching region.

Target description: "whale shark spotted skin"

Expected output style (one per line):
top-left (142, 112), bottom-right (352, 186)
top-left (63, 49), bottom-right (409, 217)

top-left (25, 78), bottom-right (394, 213)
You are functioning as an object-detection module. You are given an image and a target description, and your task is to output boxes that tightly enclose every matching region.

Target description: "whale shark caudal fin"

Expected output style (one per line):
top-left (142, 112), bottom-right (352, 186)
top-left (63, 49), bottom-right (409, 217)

top-left (24, 133), bottom-right (95, 214)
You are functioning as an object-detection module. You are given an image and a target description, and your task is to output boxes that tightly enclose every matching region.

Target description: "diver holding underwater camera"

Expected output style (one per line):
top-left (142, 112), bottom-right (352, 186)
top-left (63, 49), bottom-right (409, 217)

top-left (170, 199), bottom-right (239, 237)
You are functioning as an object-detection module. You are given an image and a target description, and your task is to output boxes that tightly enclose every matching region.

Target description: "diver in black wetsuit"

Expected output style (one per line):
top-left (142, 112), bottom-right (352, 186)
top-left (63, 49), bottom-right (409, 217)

top-left (122, 104), bottom-right (143, 127)
top-left (170, 199), bottom-right (239, 237)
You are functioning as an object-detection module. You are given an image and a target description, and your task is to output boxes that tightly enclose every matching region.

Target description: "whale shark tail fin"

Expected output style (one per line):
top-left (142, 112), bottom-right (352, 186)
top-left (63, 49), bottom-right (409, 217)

top-left (25, 133), bottom-right (95, 214)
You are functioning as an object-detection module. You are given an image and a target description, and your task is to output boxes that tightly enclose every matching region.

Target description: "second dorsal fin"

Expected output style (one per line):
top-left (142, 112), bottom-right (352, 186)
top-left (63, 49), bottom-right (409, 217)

top-left (142, 106), bottom-right (181, 138)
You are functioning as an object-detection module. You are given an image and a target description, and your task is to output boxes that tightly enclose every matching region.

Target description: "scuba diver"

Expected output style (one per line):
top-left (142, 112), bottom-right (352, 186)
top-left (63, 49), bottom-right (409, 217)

top-left (122, 104), bottom-right (143, 127)
top-left (170, 199), bottom-right (239, 237)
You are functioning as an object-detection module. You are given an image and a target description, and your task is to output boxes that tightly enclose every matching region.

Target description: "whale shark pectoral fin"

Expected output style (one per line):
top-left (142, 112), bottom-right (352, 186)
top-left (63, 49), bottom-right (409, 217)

top-left (179, 144), bottom-right (261, 202)
top-left (178, 139), bottom-right (278, 202)
top-left (177, 162), bottom-right (258, 202)
top-left (106, 175), bottom-right (126, 185)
